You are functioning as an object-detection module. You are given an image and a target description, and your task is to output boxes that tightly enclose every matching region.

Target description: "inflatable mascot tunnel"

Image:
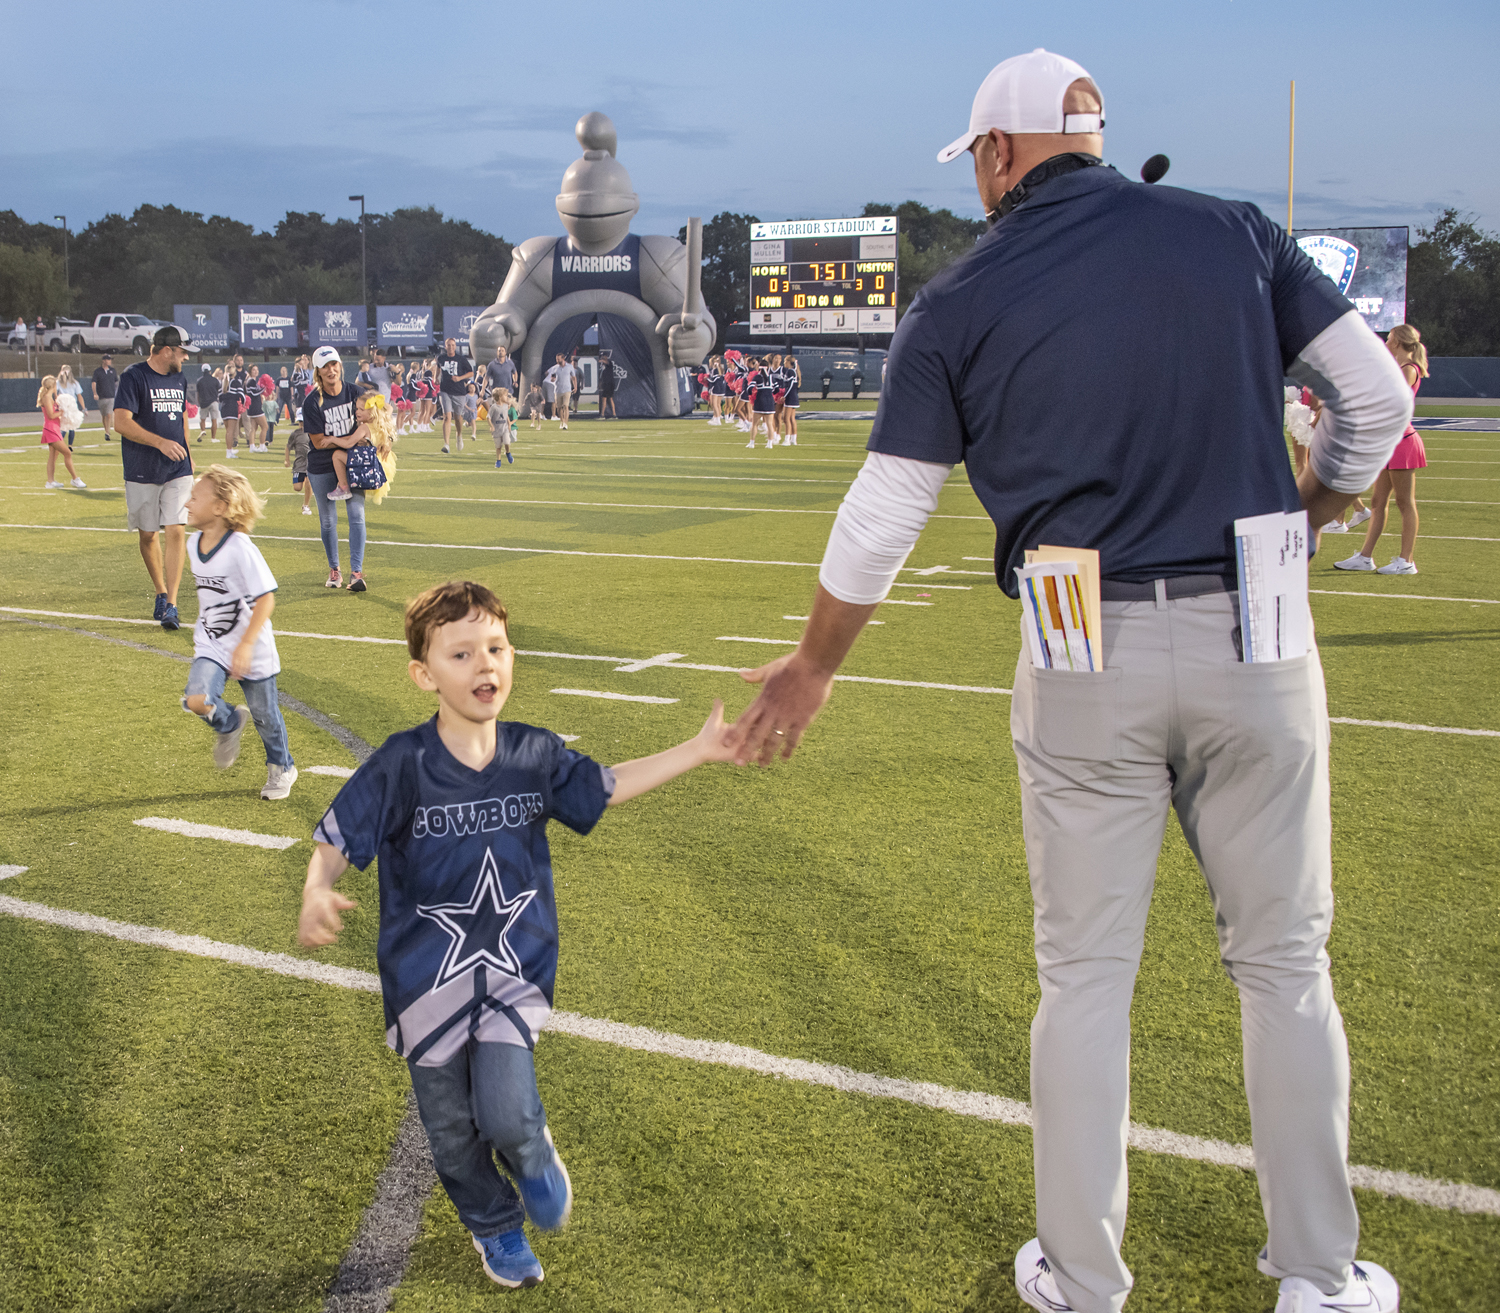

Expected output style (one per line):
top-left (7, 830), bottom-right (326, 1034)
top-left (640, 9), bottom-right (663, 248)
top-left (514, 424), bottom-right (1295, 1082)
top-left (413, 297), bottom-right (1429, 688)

top-left (469, 111), bottom-right (715, 418)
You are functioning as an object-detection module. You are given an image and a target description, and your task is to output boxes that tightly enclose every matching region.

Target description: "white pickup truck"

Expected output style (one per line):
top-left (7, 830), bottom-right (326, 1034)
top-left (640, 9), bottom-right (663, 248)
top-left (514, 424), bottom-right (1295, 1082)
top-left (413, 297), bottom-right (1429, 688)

top-left (41, 313), bottom-right (182, 355)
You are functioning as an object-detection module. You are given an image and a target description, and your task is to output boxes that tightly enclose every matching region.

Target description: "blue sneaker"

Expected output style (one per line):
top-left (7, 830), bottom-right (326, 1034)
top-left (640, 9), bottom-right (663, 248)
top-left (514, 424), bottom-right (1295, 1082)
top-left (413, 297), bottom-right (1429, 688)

top-left (517, 1128), bottom-right (572, 1231)
top-left (472, 1228), bottom-right (543, 1288)
top-left (152, 593), bottom-right (168, 621)
top-left (160, 602), bottom-right (180, 630)
top-left (506, 451), bottom-right (514, 464)
top-left (496, 459), bottom-right (503, 468)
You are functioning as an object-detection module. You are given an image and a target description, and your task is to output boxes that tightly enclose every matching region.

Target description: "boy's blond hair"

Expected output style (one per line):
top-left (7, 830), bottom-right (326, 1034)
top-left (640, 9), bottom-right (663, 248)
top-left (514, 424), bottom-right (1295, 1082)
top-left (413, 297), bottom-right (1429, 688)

top-left (197, 464), bottom-right (267, 532)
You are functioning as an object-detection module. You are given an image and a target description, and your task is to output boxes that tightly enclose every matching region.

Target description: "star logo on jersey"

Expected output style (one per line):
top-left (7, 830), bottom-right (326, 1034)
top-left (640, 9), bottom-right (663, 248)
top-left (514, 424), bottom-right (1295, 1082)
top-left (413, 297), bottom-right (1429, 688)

top-left (416, 847), bottom-right (537, 990)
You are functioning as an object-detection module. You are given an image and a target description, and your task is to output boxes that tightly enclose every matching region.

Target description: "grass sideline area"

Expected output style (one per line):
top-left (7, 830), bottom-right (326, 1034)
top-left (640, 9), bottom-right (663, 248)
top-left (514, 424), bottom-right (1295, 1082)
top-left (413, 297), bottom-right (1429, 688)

top-left (0, 413), bottom-right (1496, 1310)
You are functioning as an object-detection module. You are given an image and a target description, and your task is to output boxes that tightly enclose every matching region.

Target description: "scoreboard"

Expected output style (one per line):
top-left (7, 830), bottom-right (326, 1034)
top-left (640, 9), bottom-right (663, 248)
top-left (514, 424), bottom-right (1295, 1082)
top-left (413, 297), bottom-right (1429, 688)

top-left (747, 216), bottom-right (899, 336)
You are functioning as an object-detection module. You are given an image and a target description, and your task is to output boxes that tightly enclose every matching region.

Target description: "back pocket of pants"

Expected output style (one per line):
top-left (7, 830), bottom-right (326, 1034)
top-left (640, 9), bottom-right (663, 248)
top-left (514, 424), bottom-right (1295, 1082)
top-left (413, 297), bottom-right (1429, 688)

top-left (1027, 666), bottom-right (1125, 761)
top-left (1222, 653), bottom-right (1326, 765)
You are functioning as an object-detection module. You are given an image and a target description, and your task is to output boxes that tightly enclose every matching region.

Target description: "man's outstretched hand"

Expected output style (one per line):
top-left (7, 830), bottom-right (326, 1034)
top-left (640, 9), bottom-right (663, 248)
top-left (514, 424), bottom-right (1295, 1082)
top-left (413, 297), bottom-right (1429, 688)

top-left (727, 652), bottom-right (838, 766)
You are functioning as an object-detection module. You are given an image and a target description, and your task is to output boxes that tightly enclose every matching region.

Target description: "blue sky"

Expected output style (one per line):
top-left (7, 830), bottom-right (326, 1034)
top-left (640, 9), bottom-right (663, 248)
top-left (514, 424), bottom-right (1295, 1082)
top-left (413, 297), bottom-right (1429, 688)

top-left (3, 0), bottom-right (1494, 246)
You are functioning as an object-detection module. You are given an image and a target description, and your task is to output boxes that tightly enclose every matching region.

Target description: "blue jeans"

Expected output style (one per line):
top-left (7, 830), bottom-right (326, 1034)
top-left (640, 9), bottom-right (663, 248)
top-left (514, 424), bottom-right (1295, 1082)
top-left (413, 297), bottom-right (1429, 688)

top-left (307, 470), bottom-right (365, 573)
top-left (408, 1040), bottom-right (552, 1238)
top-left (182, 657), bottom-right (293, 767)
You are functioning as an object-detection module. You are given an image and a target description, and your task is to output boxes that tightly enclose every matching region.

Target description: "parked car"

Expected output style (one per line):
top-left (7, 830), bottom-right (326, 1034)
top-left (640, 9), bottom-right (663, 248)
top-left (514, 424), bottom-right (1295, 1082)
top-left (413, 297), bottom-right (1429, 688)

top-left (43, 313), bottom-right (186, 354)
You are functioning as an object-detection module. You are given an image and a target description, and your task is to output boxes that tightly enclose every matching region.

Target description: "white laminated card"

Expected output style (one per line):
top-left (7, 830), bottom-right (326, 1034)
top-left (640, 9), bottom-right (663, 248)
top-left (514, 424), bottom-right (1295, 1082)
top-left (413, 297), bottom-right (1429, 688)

top-left (1233, 509), bottom-right (1310, 662)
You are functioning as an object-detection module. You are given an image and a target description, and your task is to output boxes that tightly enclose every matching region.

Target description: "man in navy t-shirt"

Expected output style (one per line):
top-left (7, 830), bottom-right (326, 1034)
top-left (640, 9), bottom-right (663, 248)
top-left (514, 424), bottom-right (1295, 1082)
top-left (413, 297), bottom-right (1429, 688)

top-left (113, 324), bottom-right (200, 629)
top-left (729, 49), bottom-right (1410, 1313)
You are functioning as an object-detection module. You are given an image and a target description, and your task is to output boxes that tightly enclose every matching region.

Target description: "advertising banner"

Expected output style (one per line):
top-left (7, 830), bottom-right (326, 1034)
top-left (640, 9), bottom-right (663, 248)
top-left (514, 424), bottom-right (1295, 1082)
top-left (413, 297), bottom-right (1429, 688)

top-left (174, 305), bottom-right (230, 350)
top-left (749, 310), bottom-right (785, 335)
top-left (309, 304), bottom-right (367, 351)
top-left (442, 306), bottom-right (487, 345)
top-left (376, 306), bottom-right (433, 349)
top-left (237, 304), bottom-right (298, 350)
top-left (1292, 226), bottom-right (1408, 332)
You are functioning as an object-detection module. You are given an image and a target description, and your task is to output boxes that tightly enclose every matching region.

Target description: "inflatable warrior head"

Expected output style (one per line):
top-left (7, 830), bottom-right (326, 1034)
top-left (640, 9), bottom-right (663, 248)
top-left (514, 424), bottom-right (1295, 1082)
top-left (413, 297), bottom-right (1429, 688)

top-left (469, 112), bottom-right (714, 418)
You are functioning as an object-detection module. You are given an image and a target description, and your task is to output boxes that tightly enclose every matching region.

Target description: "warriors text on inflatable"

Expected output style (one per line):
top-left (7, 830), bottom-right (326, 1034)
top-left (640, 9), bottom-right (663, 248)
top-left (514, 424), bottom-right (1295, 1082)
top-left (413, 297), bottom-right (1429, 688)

top-left (470, 112), bottom-right (715, 418)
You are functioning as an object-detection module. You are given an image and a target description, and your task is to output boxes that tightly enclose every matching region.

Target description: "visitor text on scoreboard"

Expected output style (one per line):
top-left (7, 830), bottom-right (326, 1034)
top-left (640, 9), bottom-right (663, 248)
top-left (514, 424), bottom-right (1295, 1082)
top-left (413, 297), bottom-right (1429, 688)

top-left (748, 216), bottom-right (898, 335)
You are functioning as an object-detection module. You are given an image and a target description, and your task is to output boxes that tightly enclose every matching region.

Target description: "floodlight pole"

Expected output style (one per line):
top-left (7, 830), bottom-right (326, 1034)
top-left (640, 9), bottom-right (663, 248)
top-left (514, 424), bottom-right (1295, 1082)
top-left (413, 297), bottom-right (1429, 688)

top-left (54, 214), bottom-right (68, 288)
top-left (349, 194), bottom-right (367, 318)
top-left (1287, 82), bottom-right (1296, 231)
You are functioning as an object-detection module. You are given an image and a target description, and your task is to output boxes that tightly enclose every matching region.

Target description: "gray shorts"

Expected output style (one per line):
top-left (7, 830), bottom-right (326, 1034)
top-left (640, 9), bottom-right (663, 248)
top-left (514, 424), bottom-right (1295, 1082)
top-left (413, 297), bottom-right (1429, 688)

top-left (126, 475), bottom-right (192, 533)
top-left (203, 402), bottom-right (221, 422)
top-left (98, 398), bottom-right (115, 421)
top-left (439, 392), bottom-right (462, 415)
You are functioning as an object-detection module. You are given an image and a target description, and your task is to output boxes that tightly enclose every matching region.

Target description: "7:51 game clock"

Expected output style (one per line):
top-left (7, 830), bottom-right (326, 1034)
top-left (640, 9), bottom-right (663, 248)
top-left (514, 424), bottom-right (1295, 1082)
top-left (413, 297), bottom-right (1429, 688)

top-left (748, 215), bottom-right (899, 335)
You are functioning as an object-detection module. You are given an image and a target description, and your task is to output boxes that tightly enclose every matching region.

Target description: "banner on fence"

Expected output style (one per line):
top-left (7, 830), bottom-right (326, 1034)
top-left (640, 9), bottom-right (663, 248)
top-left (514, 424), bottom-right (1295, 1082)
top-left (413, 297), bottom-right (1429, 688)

top-left (309, 304), bottom-right (367, 351)
top-left (442, 306), bottom-right (487, 346)
top-left (376, 306), bottom-right (433, 348)
top-left (173, 305), bottom-right (230, 350)
top-left (237, 304), bottom-right (298, 349)
top-left (1292, 226), bottom-right (1408, 332)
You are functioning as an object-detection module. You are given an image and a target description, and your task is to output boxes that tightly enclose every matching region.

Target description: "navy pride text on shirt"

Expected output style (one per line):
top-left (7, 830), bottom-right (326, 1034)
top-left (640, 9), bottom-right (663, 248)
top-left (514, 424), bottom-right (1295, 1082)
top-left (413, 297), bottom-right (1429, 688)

top-left (413, 794), bottom-right (545, 838)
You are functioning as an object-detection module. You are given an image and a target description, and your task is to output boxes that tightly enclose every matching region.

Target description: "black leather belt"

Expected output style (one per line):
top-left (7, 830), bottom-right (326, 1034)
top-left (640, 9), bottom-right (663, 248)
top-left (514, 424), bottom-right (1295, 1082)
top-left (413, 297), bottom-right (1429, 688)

top-left (1099, 575), bottom-right (1235, 602)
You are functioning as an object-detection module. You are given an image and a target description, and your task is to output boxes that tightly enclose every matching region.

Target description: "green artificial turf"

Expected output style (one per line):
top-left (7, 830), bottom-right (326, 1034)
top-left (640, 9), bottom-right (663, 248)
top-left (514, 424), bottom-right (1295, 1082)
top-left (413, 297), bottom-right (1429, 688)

top-left (0, 415), bottom-right (1495, 1310)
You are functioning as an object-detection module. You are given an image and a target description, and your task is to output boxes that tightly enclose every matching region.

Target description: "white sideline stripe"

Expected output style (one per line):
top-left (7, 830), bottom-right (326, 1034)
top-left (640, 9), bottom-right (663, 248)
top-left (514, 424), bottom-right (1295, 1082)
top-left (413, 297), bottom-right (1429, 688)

top-left (558, 735), bottom-right (580, 742)
top-left (882, 599), bottom-right (935, 606)
top-left (1309, 589), bottom-right (1500, 605)
top-left (551, 688), bottom-right (678, 704)
top-left (718, 636), bottom-right (797, 645)
top-left (0, 866), bottom-right (27, 880)
top-left (1422, 535), bottom-right (1500, 542)
top-left (0, 893), bottom-right (1494, 1218)
top-left (306, 766), bottom-right (356, 778)
top-left (134, 817), bottom-right (300, 850)
top-left (1330, 717), bottom-right (1500, 738)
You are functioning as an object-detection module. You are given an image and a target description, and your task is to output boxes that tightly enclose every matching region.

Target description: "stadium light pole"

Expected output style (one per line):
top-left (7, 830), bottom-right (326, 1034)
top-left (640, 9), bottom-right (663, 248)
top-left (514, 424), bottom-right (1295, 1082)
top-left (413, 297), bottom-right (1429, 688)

top-left (54, 215), bottom-right (68, 288)
top-left (1286, 81), bottom-right (1296, 231)
top-left (349, 194), bottom-right (367, 319)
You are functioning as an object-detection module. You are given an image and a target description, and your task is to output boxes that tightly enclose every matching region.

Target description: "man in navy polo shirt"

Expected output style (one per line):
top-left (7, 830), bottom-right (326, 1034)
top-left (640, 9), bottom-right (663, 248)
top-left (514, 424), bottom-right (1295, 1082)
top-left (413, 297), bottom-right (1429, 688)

top-left (729, 49), bottom-right (1411, 1313)
top-left (114, 324), bottom-right (198, 628)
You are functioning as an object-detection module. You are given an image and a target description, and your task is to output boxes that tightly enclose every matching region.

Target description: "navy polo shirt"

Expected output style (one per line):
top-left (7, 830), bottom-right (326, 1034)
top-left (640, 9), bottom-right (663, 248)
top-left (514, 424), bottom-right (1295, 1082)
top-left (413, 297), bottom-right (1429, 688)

top-left (868, 165), bottom-right (1351, 595)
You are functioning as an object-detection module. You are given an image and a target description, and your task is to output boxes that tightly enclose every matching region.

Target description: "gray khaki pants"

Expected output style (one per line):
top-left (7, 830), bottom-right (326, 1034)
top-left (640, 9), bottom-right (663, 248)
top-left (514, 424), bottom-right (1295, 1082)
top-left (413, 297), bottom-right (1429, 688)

top-left (1009, 590), bottom-right (1357, 1313)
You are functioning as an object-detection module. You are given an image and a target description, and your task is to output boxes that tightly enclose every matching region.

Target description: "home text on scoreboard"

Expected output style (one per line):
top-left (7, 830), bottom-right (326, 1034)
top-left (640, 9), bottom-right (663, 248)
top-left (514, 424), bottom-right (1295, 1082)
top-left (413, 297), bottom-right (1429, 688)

top-left (747, 215), bottom-right (899, 336)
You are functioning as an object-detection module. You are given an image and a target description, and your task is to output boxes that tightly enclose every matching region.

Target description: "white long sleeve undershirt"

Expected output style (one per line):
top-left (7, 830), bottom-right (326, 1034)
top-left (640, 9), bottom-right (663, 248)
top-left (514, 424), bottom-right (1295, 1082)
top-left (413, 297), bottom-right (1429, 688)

top-left (1291, 309), bottom-right (1414, 494)
top-left (818, 451), bottom-right (953, 604)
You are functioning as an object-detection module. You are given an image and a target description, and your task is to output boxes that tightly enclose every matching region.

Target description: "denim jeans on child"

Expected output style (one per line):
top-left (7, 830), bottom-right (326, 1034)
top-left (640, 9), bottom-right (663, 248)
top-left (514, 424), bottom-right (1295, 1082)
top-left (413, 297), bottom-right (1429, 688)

top-left (407, 1039), bottom-right (553, 1238)
top-left (183, 656), bottom-right (293, 767)
top-left (307, 471), bottom-right (365, 573)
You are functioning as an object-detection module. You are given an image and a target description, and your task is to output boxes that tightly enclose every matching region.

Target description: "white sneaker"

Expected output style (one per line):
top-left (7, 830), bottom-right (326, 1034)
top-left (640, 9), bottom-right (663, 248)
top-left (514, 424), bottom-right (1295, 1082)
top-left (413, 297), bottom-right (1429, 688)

top-left (1333, 553), bottom-right (1375, 571)
top-left (261, 762), bottom-right (298, 800)
top-left (1273, 1261), bottom-right (1399, 1313)
top-left (301, 505), bottom-right (313, 515)
top-left (745, 439), bottom-right (756, 449)
top-left (213, 706), bottom-right (251, 770)
top-left (1376, 556), bottom-right (1418, 575)
top-left (70, 476), bottom-right (87, 488)
top-left (1321, 519), bottom-right (1348, 533)
top-left (1349, 508), bottom-right (1373, 527)
top-left (44, 480), bottom-right (62, 489)
top-left (1014, 1239), bottom-right (1074, 1312)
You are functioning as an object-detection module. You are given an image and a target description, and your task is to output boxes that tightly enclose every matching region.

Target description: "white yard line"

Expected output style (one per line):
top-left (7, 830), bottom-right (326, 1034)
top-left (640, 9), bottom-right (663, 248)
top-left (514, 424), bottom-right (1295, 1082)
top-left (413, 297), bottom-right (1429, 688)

top-left (550, 688), bottom-right (678, 704)
top-left (717, 636), bottom-right (798, 645)
top-left (1309, 589), bottom-right (1500, 604)
top-left (0, 866), bottom-right (28, 880)
top-left (0, 891), bottom-right (1493, 1217)
top-left (1329, 717), bottom-right (1500, 738)
top-left (133, 817), bottom-right (300, 850)
top-left (306, 766), bottom-right (356, 778)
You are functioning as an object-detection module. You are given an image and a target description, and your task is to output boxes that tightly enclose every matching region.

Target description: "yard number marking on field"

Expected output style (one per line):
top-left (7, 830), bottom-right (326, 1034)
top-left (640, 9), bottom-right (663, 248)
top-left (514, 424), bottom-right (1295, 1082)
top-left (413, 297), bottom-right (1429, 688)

top-left (133, 817), bottom-right (300, 851)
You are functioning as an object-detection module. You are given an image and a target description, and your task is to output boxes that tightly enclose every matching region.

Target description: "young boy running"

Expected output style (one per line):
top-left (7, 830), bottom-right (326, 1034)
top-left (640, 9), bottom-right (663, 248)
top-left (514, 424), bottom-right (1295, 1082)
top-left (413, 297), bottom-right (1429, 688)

top-left (298, 580), bottom-right (738, 1288)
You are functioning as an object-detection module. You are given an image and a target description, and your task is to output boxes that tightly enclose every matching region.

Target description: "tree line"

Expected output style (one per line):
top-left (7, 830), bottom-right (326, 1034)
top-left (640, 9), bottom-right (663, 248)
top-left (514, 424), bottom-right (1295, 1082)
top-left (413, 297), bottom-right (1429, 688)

top-left (0, 205), bottom-right (513, 325)
top-left (3, 201), bottom-right (1495, 357)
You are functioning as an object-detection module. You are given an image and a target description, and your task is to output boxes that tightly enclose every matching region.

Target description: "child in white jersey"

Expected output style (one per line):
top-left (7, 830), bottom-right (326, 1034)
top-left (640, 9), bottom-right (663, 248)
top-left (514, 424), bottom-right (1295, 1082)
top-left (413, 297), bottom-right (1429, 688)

top-left (181, 465), bottom-right (297, 800)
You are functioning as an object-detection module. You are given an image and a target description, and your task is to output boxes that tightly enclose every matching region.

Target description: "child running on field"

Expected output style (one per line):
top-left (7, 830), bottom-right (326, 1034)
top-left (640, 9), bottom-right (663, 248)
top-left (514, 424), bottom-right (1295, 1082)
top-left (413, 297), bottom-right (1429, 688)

top-left (284, 420), bottom-right (313, 514)
top-left (524, 382), bottom-right (545, 429)
top-left (298, 580), bottom-right (739, 1289)
top-left (181, 465), bottom-right (297, 800)
top-left (490, 388), bottom-right (519, 466)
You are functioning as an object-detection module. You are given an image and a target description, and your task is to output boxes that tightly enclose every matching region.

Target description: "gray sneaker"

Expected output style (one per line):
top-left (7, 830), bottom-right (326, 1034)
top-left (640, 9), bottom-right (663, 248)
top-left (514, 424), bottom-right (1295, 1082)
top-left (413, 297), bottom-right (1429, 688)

top-left (261, 763), bottom-right (298, 800)
top-left (214, 706), bottom-right (251, 770)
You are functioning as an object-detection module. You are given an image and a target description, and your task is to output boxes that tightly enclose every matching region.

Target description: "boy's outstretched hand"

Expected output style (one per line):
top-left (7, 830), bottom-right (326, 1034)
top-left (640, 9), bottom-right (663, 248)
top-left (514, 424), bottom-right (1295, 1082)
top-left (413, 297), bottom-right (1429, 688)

top-left (299, 886), bottom-right (357, 947)
top-left (607, 699), bottom-right (742, 806)
top-left (693, 698), bottom-right (740, 764)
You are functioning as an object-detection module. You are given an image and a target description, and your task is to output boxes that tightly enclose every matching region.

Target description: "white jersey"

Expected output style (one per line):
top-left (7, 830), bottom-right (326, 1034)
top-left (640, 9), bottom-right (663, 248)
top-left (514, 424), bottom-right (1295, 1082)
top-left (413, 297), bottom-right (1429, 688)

top-left (188, 530), bottom-right (281, 679)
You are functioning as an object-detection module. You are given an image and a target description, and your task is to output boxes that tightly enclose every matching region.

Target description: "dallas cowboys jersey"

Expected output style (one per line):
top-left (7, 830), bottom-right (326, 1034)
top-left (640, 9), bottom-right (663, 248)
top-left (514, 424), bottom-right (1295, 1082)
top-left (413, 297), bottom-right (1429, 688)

top-left (187, 530), bottom-right (280, 679)
top-left (313, 719), bottom-right (614, 1066)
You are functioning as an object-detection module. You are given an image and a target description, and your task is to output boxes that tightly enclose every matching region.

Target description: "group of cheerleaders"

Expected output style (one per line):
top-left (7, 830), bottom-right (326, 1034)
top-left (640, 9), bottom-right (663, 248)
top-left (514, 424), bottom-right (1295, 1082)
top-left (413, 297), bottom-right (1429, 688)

top-left (376, 358), bottom-right (448, 436)
top-left (698, 349), bottom-right (800, 448)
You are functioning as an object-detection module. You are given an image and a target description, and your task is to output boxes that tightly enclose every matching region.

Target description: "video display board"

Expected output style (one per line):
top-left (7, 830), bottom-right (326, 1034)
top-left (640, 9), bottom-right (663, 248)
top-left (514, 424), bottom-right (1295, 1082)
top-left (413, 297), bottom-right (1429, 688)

top-left (1292, 226), bottom-right (1408, 332)
top-left (749, 216), bottom-right (898, 335)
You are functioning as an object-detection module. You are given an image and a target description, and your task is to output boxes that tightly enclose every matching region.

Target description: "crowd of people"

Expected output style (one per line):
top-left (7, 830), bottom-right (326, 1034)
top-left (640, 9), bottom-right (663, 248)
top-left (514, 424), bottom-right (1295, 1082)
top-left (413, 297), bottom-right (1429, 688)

top-left (697, 351), bottom-right (801, 448)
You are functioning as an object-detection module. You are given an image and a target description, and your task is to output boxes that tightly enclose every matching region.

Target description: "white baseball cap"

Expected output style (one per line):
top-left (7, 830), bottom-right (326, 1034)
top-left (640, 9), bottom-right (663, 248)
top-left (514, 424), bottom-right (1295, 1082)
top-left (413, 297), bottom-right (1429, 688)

top-left (936, 48), bottom-right (1104, 163)
top-left (311, 346), bottom-right (340, 369)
